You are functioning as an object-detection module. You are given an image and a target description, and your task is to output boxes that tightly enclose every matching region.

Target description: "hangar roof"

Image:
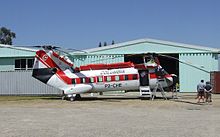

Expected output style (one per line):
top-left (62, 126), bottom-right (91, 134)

top-left (84, 38), bottom-right (220, 54)
top-left (0, 44), bottom-right (36, 58)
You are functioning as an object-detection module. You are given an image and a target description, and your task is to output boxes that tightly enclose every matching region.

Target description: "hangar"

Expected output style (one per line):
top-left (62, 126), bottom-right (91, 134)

top-left (78, 38), bottom-right (220, 92)
top-left (0, 38), bottom-right (219, 94)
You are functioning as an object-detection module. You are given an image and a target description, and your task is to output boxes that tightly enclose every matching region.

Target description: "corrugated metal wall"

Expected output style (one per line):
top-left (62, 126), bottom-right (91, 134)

top-left (179, 53), bottom-right (219, 92)
top-left (0, 71), bottom-right (62, 95)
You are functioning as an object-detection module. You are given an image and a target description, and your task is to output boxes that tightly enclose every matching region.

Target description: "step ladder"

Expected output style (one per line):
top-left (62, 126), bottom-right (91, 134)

top-left (151, 81), bottom-right (167, 100)
top-left (139, 86), bottom-right (153, 99)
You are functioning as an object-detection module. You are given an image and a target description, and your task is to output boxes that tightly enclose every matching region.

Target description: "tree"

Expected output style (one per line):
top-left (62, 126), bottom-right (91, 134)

top-left (112, 40), bottom-right (115, 45)
top-left (98, 42), bottom-right (102, 47)
top-left (104, 42), bottom-right (107, 46)
top-left (0, 27), bottom-right (16, 45)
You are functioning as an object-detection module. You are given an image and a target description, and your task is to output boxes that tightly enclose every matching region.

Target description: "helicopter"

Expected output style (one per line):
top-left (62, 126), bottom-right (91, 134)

top-left (29, 45), bottom-right (179, 101)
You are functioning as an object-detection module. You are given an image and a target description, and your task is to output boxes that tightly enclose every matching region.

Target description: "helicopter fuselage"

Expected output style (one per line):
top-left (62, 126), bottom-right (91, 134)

top-left (32, 49), bottom-right (174, 100)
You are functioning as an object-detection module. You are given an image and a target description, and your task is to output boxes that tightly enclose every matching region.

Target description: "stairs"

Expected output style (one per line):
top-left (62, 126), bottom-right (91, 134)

top-left (139, 86), bottom-right (152, 99)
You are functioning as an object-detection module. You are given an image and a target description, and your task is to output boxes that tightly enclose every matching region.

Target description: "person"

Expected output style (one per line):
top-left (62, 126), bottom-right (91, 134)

top-left (205, 81), bottom-right (213, 102)
top-left (197, 80), bottom-right (206, 103)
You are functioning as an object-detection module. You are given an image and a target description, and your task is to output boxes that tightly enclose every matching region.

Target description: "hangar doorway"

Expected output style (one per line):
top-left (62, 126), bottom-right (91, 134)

top-left (157, 54), bottom-right (179, 77)
top-left (124, 53), bottom-right (179, 78)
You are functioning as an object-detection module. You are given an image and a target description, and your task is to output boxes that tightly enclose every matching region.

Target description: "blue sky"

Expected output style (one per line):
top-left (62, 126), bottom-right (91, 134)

top-left (1, 0), bottom-right (220, 49)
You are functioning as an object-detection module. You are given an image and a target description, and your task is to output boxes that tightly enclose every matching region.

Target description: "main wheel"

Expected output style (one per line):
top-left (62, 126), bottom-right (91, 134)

top-left (70, 97), bottom-right (75, 102)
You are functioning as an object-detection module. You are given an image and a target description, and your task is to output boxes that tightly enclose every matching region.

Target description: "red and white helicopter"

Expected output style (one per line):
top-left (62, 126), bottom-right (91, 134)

top-left (32, 46), bottom-right (178, 101)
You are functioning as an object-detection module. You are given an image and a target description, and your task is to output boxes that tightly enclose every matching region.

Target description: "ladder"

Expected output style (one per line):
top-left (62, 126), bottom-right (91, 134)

top-left (171, 84), bottom-right (179, 99)
top-left (151, 81), bottom-right (167, 100)
top-left (139, 86), bottom-right (152, 99)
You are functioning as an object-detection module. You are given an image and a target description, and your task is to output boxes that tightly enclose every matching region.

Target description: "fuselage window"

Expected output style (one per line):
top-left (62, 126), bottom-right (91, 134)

top-left (98, 76), bottom-right (103, 82)
top-left (90, 77), bottom-right (95, 83)
top-left (115, 76), bottom-right (120, 81)
top-left (106, 76), bottom-right (111, 82)
top-left (72, 79), bottom-right (76, 84)
top-left (124, 75), bottom-right (128, 80)
top-left (80, 78), bottom-right (86, 83)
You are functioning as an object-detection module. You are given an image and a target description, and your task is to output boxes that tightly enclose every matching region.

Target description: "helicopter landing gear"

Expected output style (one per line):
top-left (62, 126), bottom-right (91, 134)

top-left (67, 94), bottom-right (81, 101)
top-left (75, 94), bottom-right (81, 100)
top-left (70, 96), bottom-right (75, 102)
top-left (67, 94), bottom-right (76, 102)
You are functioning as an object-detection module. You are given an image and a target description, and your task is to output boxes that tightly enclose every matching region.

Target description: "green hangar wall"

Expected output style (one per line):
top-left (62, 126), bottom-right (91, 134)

top-left (81, 38), bottom-right (220, 92)
top-left (179, 53), bottom-right (218, 92)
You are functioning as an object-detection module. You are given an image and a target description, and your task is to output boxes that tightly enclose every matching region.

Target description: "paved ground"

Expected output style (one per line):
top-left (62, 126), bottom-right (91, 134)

top-left (0, 92), bottom-right (220, 137)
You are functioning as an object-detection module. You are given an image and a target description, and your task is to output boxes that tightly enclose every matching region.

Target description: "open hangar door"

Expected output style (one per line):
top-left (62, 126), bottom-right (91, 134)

top-left (124, 53), bottom-right (179, 81)
top-left (157, 54), bottom-right (179, 78)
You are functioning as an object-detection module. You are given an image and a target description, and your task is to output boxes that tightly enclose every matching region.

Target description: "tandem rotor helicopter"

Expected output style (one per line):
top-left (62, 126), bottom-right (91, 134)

top-left (0, 44), bottom-right (209, 101)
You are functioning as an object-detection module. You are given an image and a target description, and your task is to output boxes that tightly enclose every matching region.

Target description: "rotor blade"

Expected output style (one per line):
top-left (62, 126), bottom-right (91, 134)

top-left (66, 48), bottom-right (88, 53)
top-left (157, 54), bottom-right (210, 73)
top-left (54, 48), bottom-right (74, 56)
top-left (41, 45), bottom-right (60, 50)
top-left (0, 44), bottom-right (37, 52)
top-left (31, 45), bottom-right (42, 48)
top-left (13, 45), bottom-right (60, 50)
top-left (24, 45), bottom-right (61, 50)
top-left (90, 55), bottom-right (122, 62)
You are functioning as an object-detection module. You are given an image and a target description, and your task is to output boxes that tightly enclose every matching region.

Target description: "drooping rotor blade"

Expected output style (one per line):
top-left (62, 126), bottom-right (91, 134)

top-left (0, 44), bottom-right (62, 50)
top-left (32, 45), bottom-right (61, 50)
top-left (0, 44), bottom-right (37, 52)
top-left (55, 48), bottom-right (76, 57)
top-left (157, 53), bottom-right (210, 73)
top-left (90, 55), bottom-right (122, 63)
